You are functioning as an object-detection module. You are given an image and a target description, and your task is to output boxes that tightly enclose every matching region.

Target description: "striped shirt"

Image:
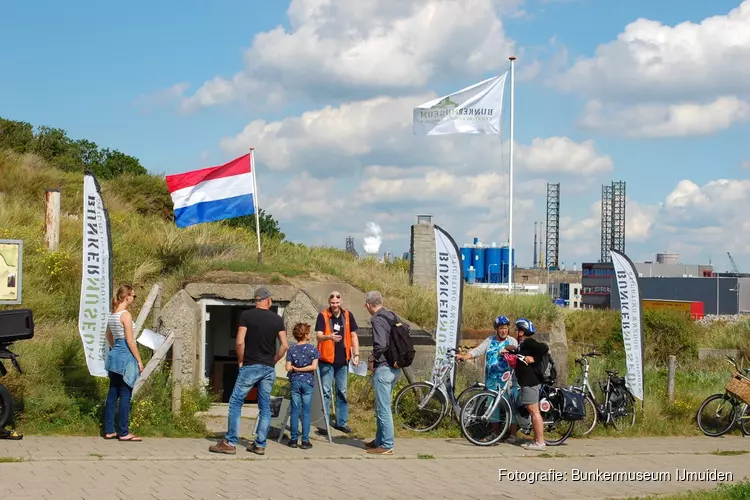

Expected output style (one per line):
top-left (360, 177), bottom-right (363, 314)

top-left (108, 311), bottom-right (127, 340)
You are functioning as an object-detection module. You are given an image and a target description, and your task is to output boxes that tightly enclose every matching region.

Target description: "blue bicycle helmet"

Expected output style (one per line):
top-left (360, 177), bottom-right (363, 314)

top-left (493, 315), bottom-right (510, 328)
top-left (514, 317), bottom-right (536, 335)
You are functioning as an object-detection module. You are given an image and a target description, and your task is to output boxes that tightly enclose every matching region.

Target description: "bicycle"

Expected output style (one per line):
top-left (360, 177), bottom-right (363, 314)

top-left (569, 351), bottom-right (636, 436)
top-left (459, 356), bottom-right (575, 447)
top-left (696, 354), bottom-right (750, 437)
top-left (393, 348), bottom-right (487, 432)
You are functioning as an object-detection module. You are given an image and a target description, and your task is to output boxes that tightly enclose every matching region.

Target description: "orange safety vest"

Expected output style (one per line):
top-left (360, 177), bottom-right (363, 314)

top-left (317, 308), bottom-right (352, 364)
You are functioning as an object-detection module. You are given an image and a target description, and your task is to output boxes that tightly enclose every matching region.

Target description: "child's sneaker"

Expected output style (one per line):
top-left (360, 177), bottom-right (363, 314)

top-left (287, 439), bottom-right (298, 448)
top-left (300, 441), bottom-right (312, 450)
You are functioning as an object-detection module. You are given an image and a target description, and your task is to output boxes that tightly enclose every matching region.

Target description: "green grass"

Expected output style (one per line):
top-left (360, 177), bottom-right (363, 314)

top-left (612, 480), bottom-right (750, 500)
top-left (0, 457), bottom-right (24, 463)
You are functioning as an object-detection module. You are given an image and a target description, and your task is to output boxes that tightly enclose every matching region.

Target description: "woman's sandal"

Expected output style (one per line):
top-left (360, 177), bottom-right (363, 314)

top-left (103, 433), bottom-right (117, 440)
top-left (118, 434), bottom-right (142, 442)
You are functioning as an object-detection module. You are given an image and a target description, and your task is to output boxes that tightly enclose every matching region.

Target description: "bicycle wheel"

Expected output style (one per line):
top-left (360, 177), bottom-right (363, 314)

top-left (611, 389), bottom-right (636, 430)
top-left (696, 393), bottom-right (738, 437)
top-left (739, 404), bottom-right (750, 436)
top-left (457, 383), bottom-right (486, 408)
top-left (572, 394), bottom-right (598, 437)
top-left (394, 382), bottom-right (447, 432)
top-left (460, 391), bottom-right (510, 446)
top-left (543, 414), bottom-right (574, 446)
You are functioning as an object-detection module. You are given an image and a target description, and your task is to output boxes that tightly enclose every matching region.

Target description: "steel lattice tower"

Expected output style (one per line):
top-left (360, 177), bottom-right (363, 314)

top-left (345, 236), bottom-right (359, 257)
top-left (600, 184), bottom-right (613, 263)
top-left (545, 183), bottom-right (560, 270)
top-left (611, 181), bottom-right (626, 254)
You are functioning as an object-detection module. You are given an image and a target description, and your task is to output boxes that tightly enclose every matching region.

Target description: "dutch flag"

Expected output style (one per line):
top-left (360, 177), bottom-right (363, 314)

top-left (166, 153), bottom-right (257, 228)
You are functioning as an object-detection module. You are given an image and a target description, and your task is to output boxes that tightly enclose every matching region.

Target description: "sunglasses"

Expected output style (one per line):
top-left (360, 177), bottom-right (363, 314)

top-left (329, 293), bottom-right (341, 299)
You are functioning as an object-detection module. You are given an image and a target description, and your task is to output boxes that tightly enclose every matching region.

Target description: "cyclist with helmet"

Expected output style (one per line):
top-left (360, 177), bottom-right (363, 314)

top-left (504, 317), bottom-right (549, 451)
top-left (456, 315), bottom-right (520, 442)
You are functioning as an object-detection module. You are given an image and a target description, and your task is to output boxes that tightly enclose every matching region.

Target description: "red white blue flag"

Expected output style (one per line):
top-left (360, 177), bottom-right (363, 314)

top-left (166, 153), bottom-right (256, 228)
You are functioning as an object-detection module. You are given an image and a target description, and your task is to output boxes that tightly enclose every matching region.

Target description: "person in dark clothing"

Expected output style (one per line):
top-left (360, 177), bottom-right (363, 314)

top-left (209, 287), bottom-right (288, 456)
top-left (505, 317), bottom-right (548, 451)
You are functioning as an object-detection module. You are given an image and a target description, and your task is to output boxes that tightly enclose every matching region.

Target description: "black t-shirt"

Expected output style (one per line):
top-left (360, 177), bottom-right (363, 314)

top-left (513, 337), bottom-right (549, 387)
top-left (315, 310), bottom-right (358, 366)
top-left (239, 308), bottom-right (285, 367)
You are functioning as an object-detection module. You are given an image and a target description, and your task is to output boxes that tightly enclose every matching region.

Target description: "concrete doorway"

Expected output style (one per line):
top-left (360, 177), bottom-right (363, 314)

top-left (199, 299), bottom-right (287, 403)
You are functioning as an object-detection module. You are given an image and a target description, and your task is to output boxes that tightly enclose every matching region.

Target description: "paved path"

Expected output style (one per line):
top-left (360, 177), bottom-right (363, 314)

top-left (0, 435), bottom-right (748, 499)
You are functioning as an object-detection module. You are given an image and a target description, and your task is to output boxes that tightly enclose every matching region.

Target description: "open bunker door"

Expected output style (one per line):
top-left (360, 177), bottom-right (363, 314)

top-left (201, 300), bottom-right (283, 403)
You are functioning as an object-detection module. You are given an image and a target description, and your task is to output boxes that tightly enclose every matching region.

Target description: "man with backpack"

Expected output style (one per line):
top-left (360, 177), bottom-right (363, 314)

top-left (505, 317), bottom-right (550, 451)
top-left (364, 290), bottom-right (413, 455)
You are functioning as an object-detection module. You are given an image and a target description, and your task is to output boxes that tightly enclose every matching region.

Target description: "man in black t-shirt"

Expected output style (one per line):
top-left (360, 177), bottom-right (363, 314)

top-left (209, 287), bottom-right (288, 456)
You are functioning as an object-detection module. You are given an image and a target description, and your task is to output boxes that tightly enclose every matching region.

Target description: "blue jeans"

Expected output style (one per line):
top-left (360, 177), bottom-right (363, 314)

top-left (289, 380), bottom-right (314, 442)
top-left (319, 362), bottom-right (348, 427)
top-left (225, 364), bottom-right (276, 447)
top-left (372, 364), bottom-right (400, 449)
top-left (104, 372), bottom-right (132, 437)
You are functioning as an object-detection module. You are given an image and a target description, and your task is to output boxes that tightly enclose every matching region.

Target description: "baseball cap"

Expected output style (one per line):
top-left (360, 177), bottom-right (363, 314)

top-left (253, 287), bottom-right (273, 300)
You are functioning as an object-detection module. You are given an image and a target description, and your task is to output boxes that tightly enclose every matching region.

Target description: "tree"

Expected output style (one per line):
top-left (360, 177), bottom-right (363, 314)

top-left (223, 208), bottom-right (285, 240)
top-left (0, 118), bottom-right (34, 153)
top-left (0, 116), bottom-right (147, 179)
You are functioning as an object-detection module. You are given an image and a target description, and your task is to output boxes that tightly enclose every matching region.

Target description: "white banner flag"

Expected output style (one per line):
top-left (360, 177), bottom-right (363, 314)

top-left (433, 225), bottom-right (464, 387)
top-left (610, 249), bottom-right (645, 402)
top-left (78, 172), bottom-right (113, 377)
top-left (413, 73), bottom-right (507, 136)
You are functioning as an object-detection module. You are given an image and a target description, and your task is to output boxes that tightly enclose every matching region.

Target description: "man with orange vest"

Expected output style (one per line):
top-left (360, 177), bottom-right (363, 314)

top-left (315, 290), bottom-right (360, 434)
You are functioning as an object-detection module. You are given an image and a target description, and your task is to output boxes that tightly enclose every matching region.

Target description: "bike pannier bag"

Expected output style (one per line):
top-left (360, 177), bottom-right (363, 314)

top-left (384, 313), bottom-right (415, 369)
top-left (559, 388), bottom-right (586, 421)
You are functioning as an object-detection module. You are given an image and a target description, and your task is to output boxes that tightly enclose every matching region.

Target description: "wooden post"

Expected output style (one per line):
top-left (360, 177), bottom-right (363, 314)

top-left (152, 285), bottom-right (162, 331)
top-left (172, 334), bottom-right (182, 415)
top-left (133, 283), bottom-right (162, 340)
top-left (667, 355), bottom-right (676, 404)
top-left (45, 189), bottom-right (60, 251)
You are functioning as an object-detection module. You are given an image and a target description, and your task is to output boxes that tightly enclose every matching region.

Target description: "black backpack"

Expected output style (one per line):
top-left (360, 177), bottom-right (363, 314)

top-left (534, 349), bottom-right (557, 385)
top-left (384, 313), bottom-right (415, 369)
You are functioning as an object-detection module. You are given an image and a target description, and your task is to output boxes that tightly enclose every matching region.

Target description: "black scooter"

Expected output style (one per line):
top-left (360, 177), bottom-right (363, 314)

top-left (0, 309), bottom-right (34, 440)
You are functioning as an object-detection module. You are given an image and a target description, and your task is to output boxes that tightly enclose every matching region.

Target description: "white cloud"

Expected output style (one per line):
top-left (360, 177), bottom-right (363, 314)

top-left (580, 97), bottom-right (750, 138)
top-left (180, 0), bottom-right (519, 112)
top-left (133, 83), bottom-right (189, 113)
top-left (515, 137), bottom-right (613, 174)
top-left (554, 2), bottom-right (750, 101)
top-left (552, 2), bottom-right (750, 138)
top-left (221, 94), bottom-right (614, 179)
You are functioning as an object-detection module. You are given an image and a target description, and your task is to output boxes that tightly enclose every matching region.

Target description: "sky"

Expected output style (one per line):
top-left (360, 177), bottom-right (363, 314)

top-left (2, 0), bottom-right (749, 271)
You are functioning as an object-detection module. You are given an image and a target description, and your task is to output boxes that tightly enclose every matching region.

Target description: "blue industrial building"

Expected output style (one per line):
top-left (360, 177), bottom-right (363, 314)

top-left (460, 238), bottom-right (514, 284)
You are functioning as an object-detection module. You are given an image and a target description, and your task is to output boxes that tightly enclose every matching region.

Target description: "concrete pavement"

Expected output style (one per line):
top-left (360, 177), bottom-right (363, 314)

top-left (0, 435), bottom-right (748, 499)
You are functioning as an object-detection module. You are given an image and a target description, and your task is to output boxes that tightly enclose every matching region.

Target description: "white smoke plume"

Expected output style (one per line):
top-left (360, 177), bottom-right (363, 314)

top-left (363, 222), bottom-right (382, 255)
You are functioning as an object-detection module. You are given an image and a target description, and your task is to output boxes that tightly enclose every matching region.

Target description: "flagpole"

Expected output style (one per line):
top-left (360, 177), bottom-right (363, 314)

top-left (508, 56), bottom-right (516, 295)
top-left (249, 148), bottom-right (262, 265)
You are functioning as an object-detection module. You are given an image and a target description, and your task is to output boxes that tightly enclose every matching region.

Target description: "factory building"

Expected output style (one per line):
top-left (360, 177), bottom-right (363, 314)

top-left (610, 276), bottom-right (750, 316)
top-left (581, 253), bottom-right (716, 310)
top-left (581, 252), bottom-right (750, 315)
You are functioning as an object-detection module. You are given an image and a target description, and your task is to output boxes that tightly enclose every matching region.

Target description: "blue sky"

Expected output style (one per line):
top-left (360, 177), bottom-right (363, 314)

top-left (2, 0), bottom-right (749, 271)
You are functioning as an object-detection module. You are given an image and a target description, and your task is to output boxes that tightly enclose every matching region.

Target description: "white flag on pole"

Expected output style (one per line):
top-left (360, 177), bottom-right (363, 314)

top-left (413, 73), bottom-right (507, 136)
